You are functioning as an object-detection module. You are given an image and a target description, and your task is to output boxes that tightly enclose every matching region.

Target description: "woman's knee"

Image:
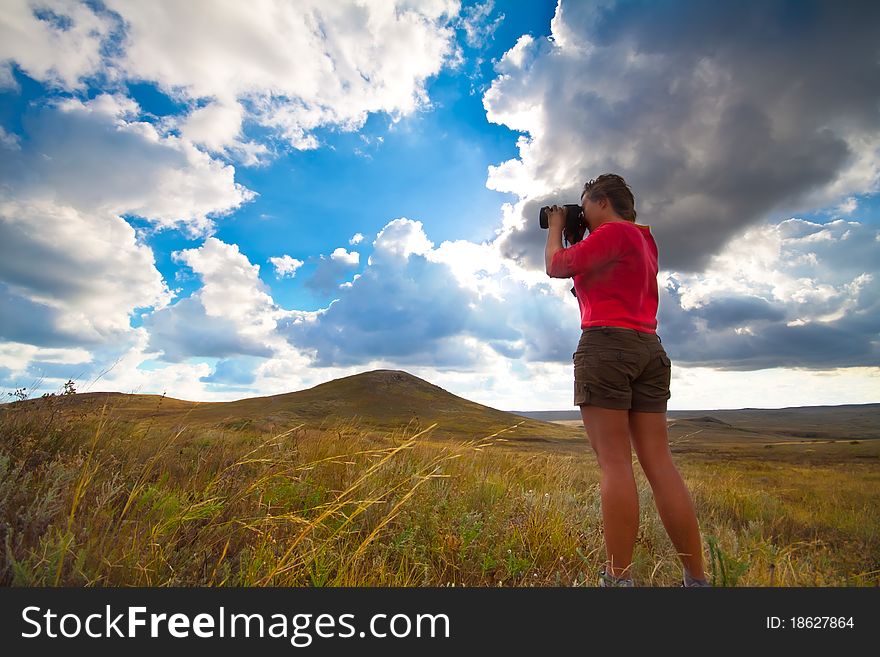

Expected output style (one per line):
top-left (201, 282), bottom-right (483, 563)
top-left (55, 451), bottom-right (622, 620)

top-left (637, 452), bottom-right (679, 485)
top-left (592, 444), bottom-right (635, 473)
top-left (630, 427), bottom-right (674, 471)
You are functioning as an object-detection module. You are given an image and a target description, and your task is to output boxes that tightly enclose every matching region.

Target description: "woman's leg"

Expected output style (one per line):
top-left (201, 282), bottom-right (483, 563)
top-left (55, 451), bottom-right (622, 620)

top-left (628, 410), bottom-right (706, 580)
top-left (579, 405), bottom-right (639, 579)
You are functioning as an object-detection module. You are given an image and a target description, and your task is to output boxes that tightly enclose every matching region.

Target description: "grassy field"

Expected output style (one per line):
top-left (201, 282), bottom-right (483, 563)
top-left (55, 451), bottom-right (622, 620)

top-left (1, 386), bottom-right (877, 587)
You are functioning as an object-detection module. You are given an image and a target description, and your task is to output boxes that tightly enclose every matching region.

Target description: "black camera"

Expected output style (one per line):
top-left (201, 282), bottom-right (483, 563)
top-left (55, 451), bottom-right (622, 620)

top-left (540, 204), bottom-right (585, 298)
top-left (539, 203), bottom-right (586, 244)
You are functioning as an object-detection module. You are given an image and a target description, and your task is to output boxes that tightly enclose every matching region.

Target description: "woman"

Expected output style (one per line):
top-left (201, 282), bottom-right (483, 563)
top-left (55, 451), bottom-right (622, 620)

top-left (544, 173), bottom-right (709, 587)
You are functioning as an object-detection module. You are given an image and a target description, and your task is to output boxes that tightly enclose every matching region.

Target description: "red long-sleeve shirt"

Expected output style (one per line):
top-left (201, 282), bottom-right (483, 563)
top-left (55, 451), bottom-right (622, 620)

top-left (548, 221), bottom-right (659, 333)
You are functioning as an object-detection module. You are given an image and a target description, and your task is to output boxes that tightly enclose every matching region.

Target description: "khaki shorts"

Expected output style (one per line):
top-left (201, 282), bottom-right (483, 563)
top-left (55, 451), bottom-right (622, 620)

top-left (572, 326), bottom-right (671, 412)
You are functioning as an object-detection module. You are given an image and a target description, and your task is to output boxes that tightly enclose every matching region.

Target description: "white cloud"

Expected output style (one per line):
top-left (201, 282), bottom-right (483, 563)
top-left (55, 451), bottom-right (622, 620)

top-left (370, 218), bottom-right (435, 262)
top-left (426, 237), bottom-right (507, 302)
top-left (495, 34), bottom-right (534, 72)
top-left (0, 94), bottom-right (256, 238)
top-left (0, 125), bottom-right (20, 150)
top-left (349, 232), bottom-right (365, 245)
top-left (0, 83), bottom-right (259, 385)
top-left (305, 247), bottom-right (361, 294)
top-left (180, 98), bottom-right (243, 151)
top-left (0, 84), bottom-right (260, 384)
top-left (269, 255), bottom-right (305, 279)
top-left (0, 341), bottom-right (92, 376)
top-left (339, 273), bottom-right (361, 289)
top-left (177, 97), bottom-right (270, 165)
top-left (284, 217), bottom-right (578, 368)
top-left (0, 198), bottom-right (172, 346)
top-left (456, 0), bottom-right (504, 49)
top-left (143, 238), bottom-right (319, 383)
top-left (76, 327), bottom-right (222, 400)
top-left (0, 0), bottom-right (117, 90)
top-left (835, 196), bottom-right (858, 215)
top-left (100, 0), bottom-right (461, 153)
top-left (330, 247), bottom-right (359, 266)
top-left (55, 92), bottom-right (139, 120)
top-left (0, 62), bottom-right (17, 90)
top-left (171, 238), bottom-right (279, 341)
top-left (1, 1), bottom-right (464, 161)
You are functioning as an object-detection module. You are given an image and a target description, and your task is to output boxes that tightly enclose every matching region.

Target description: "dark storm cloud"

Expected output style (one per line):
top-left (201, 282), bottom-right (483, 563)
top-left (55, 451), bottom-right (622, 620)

top-left (689, 295), bottom-right (787, 331)
top-left (490, 0), bottom-right (880, 273)
top-left (655, 238), bottom-right (880, 371)
top-left (659, 310), bottom-right (880, 371)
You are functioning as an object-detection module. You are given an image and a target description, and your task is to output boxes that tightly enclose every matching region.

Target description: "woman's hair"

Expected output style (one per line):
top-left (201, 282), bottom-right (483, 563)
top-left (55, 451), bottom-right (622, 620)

top-left (581, 173), bottom-right (637, 221)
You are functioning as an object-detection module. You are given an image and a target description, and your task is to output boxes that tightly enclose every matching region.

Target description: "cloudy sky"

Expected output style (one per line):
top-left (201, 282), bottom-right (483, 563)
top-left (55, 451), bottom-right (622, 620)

top-left (0, 0), bottom-right (878, 411)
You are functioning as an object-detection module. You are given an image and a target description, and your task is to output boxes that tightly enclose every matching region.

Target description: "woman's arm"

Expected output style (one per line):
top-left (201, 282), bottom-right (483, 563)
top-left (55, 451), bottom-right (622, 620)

top-left (545, 225), bottom-right (565, 276)
top-left (544, 206), bottom-right (566, 276)
top-left (546, 222), bottom-right (622, 278)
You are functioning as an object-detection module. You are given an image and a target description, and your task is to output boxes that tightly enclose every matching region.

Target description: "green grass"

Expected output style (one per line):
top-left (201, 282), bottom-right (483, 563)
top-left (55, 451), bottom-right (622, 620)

top-left (1, 396), bottom-right (877, 587)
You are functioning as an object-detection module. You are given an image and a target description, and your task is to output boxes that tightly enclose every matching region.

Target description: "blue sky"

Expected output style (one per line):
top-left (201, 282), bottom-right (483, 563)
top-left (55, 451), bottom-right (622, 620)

top-left (0, 0), bottom-right (878, 410)
top-left (127, 1), bottom-right (556, 314)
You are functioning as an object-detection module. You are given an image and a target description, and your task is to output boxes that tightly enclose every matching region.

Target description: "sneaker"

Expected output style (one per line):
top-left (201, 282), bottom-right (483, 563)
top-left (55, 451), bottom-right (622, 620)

top-left (598, 567), bottom-right (635, 587)
top-left (681, 574), bottom-right (711, 587)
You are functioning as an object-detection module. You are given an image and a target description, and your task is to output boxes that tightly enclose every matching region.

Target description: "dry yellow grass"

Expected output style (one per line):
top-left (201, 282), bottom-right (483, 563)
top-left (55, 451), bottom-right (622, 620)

top-left (1, 394), bottom-right (877, 587)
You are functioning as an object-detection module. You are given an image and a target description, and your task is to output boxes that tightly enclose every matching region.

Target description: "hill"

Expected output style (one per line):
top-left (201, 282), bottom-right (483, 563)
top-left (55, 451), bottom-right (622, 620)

top-left (3, 369), bottom-right (585, 450)
top-left (512, 403), bottom-right (880, 463)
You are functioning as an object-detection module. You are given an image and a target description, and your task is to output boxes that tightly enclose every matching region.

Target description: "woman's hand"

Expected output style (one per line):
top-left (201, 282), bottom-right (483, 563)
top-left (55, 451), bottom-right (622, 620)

top-left (547, 204), bottom-right (565, 231)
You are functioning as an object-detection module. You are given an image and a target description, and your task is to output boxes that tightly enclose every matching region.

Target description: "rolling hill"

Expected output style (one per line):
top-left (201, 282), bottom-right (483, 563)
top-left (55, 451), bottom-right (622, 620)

top-left (3, 369), bottom-right (585, 449)
top-left (516, 404), bottom-right (880, 440)
top-left (515, 403), bottom-right (880, 463)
